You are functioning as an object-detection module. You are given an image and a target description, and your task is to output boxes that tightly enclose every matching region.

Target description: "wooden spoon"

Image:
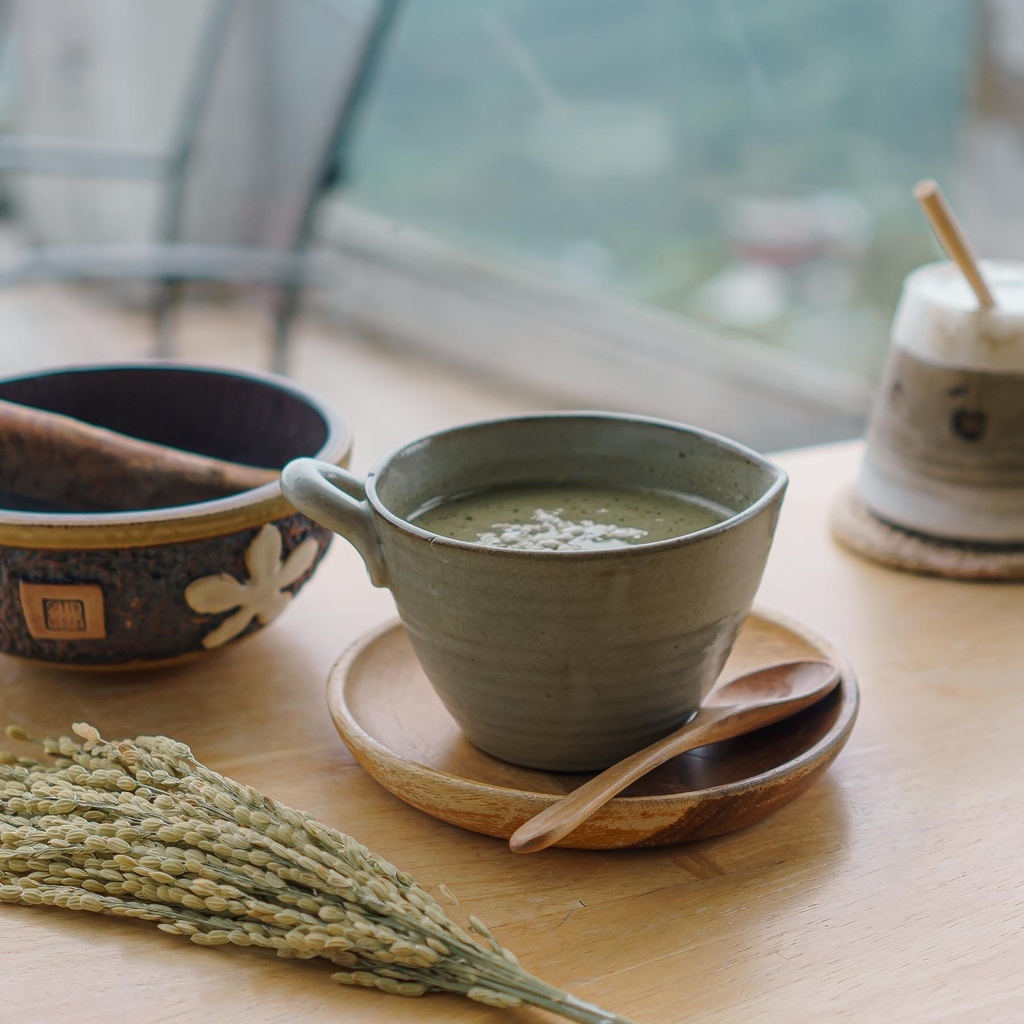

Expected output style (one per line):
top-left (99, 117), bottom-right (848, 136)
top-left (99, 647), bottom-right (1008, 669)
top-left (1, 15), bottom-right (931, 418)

top-left (0, 397), bottom-right (278, 512)
top-left (508, 659), bottom-right (840, 854)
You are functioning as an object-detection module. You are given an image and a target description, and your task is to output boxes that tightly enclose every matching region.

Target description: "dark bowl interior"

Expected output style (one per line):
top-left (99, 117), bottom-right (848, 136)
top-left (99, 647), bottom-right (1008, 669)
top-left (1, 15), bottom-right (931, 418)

top-left (0, 365), bottom-right (334, 514)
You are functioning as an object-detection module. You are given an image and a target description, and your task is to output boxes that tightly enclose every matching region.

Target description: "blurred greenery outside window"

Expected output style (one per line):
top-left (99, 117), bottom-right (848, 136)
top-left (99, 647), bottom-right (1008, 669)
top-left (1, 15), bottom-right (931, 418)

top-left (342, 0), bottom-right (976, 384)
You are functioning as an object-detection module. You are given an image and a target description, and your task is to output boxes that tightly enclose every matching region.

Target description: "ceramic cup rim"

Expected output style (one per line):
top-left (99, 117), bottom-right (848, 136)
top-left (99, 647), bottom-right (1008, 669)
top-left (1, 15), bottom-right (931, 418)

top-left (363, 410), bottom-right (788, 557)
top-left (0, 360), bottom-right (352, 545)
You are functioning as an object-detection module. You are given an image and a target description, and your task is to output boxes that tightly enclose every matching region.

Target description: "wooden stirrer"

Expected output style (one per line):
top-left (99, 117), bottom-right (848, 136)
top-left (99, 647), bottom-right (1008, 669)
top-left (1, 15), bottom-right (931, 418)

top-left (914, 178), bottom-right (996, 309)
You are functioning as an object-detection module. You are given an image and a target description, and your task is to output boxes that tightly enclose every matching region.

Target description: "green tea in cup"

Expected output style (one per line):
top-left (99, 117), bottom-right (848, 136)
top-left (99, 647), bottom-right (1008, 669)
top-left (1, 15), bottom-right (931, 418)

top-left (411, 482), bottom-right (731, 551)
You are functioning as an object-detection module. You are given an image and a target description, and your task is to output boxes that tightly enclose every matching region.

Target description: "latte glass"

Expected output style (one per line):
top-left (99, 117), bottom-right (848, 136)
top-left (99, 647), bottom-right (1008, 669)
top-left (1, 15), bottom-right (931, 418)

top-left (859, 260), bottom-right (1024, 542)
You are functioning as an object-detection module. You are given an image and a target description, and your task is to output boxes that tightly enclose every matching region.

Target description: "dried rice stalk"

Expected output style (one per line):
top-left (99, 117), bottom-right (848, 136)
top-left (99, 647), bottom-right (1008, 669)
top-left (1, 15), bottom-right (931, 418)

top-left (0, 723), bottom-right (633, 1024)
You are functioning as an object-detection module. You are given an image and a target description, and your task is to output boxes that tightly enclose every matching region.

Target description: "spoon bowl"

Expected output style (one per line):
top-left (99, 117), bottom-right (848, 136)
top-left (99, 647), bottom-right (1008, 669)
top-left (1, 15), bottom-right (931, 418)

top-left (706, 659), bottom-right (838, 707)
top-left (508, 659), bottom-right (839, 853)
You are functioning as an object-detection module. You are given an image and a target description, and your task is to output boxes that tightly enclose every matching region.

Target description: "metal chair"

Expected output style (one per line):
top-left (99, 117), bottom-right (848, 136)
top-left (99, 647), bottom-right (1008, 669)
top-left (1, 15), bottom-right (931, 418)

top-left (0, 0), bottom-right (401, 374)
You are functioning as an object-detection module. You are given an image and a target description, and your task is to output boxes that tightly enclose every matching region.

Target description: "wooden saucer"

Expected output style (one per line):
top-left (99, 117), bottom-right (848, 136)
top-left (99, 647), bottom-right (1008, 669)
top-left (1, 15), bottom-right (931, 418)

top-left (326, 609), bottom-right (859, 850)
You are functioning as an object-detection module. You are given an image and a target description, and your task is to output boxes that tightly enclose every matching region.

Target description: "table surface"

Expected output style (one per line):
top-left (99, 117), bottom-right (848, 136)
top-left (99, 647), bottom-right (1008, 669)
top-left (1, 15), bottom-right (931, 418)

top-left (3, 440), bottom-right (1022, 1024)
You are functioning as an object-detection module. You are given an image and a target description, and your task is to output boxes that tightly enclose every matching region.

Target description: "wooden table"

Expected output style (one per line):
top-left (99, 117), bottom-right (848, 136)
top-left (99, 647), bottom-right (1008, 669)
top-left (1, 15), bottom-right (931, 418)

top-left (3, 440), bottom-right (1023, 1023)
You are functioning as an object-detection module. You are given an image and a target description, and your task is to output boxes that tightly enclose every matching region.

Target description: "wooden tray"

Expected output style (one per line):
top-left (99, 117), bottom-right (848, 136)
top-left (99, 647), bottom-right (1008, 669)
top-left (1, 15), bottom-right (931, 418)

top-left (326, 609), bottom-right (859, 849)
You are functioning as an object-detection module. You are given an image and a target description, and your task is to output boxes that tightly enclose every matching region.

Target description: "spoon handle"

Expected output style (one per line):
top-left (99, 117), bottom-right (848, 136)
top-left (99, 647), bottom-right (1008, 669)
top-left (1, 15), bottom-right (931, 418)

top-left (509, 704), bottom-right (757, 854)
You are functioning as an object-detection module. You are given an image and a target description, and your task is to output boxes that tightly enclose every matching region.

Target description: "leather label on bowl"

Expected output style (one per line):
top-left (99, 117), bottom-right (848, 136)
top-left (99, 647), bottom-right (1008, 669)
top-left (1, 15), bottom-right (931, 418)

top-left (19, 582), bottom-right (106, 640)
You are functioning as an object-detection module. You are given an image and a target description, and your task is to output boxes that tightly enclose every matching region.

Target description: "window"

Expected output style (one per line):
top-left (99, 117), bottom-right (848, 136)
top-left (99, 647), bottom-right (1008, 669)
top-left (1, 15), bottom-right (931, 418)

top-left (329, 0), bottom-right (982, 445)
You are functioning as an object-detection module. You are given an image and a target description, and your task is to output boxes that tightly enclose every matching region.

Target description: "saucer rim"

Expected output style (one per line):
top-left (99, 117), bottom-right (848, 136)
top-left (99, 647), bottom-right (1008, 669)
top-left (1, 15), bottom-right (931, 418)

top-left (326, 606), bottom-right (859, 812)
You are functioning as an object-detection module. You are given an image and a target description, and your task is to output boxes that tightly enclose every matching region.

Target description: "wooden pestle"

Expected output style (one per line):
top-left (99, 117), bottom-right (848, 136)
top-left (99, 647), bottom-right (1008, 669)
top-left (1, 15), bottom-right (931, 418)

top-left (0, 397), bottom-right (278, 512)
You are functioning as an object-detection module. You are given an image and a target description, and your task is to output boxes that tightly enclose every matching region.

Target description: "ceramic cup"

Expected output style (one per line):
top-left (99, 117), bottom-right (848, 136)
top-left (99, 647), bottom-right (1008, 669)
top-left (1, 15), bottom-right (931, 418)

top-left (282, 412), bottom-right (787, 771)
top-left (859, 260), bottom-right (1024, 542)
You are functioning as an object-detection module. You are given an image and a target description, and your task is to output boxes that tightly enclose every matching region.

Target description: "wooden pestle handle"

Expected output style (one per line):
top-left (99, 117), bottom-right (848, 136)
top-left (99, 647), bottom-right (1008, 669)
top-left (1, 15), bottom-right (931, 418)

top-left (0, 397), bottom-right (278, 512)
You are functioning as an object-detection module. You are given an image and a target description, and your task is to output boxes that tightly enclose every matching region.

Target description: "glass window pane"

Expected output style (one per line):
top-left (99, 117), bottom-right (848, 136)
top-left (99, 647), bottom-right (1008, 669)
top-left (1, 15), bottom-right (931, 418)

top-left (345, 0), bottom-right (977, 381)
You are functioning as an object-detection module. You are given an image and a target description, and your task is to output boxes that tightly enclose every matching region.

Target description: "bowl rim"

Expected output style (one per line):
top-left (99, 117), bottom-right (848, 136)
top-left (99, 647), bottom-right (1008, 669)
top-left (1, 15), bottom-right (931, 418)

top-left (0, 360), bottom-right (352, 549)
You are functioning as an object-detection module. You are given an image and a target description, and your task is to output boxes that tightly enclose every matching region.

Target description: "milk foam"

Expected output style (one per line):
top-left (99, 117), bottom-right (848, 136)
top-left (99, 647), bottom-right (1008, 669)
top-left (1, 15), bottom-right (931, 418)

top-left (893, 260), bottom-right (1024, 372)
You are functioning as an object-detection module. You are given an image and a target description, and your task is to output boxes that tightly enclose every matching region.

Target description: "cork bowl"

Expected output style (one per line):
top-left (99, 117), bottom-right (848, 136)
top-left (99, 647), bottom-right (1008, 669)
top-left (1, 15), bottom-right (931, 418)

top-left (0, 362), bottom-right (351, 669)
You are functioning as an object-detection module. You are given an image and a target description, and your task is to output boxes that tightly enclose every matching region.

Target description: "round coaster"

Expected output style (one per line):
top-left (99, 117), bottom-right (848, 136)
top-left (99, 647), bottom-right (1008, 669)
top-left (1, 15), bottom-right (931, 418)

top-left (831, 486), bottom-right (1024, 581)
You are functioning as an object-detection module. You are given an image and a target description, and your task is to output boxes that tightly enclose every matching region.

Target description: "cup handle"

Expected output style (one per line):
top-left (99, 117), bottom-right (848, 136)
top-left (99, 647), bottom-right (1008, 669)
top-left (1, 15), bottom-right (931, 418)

top-left (280, 458), bottom-right (388, 587)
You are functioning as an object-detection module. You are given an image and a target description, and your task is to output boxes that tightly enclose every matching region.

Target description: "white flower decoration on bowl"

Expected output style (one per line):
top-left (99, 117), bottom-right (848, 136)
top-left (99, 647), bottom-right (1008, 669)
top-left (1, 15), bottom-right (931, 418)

top-left (185, 524), bottom-right (320, 649)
